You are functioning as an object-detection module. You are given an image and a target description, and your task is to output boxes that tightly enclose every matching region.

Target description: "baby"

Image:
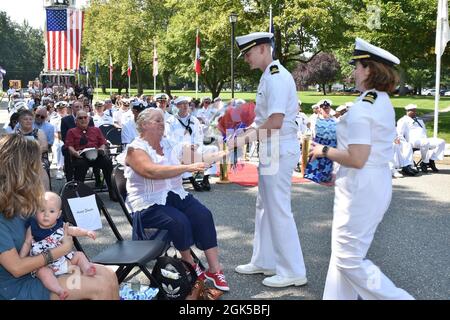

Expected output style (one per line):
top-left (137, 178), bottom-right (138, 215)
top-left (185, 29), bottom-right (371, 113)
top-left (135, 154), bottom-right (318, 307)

top-left (20, 191), bottom-right (97, 300)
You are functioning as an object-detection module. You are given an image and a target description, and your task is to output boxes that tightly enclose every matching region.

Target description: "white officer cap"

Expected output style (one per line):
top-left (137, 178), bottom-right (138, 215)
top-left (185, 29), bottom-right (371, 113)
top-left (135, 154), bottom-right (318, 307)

top-left (155, 93), bottom-right (169, 101)
top-left (131, 100), bottom-right (147, 112)
top-left (311, 104), bottom-right (319, 110)
top-left (350, 38), bottom-right (400, 66)
top-left (235, 32), bottom-right (274, 58)
top-left (404, 104), bottom-right (417, 111)
top-left (213, 97), bottom-right (222, 102)
top-left (55, 101), bottom-right (69, 109)
top-left (174, 96), bottom-right (191, 105)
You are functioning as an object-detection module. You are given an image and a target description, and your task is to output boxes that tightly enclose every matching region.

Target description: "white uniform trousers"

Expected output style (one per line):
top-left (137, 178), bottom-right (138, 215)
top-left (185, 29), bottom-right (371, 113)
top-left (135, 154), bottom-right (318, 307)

top-left (393, 140), bottom-right (413, 168)
top-left (323, 165), bottom-right (414, 300)
top-left (411, 137), bottom-right (445, 164)
top-left (250, 139), bottom-right (306, 278)
top-left (52, 140), bottom-right (64, 169)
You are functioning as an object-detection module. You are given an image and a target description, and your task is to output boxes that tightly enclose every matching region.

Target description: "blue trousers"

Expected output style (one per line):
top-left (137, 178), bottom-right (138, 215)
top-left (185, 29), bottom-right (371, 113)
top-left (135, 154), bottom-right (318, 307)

top-left (132, 192), bottom-right (218, 251)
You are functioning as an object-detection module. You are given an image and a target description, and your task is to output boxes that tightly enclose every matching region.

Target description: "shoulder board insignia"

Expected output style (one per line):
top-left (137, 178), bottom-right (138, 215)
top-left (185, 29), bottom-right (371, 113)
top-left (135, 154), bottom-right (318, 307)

top-left (269, 65), bottom-right (279, 75)
top-left (362, 91), bottom-right (377, 104)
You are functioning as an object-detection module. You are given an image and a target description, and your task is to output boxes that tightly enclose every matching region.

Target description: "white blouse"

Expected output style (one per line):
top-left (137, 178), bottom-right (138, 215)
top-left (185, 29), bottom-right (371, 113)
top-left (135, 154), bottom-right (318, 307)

top-left (125, 137), bottom-right (188, 212)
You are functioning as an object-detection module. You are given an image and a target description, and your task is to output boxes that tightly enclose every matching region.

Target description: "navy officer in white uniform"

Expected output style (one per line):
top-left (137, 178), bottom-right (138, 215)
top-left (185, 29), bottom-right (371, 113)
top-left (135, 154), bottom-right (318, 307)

top-left (232, 32), bottom-right (307, 288)
top-left (167, 96), bottom-right (219, 191)
top-left (309, 38), bottom-right (414, 299)
top-left (397, 104), bottom-right (445, 173)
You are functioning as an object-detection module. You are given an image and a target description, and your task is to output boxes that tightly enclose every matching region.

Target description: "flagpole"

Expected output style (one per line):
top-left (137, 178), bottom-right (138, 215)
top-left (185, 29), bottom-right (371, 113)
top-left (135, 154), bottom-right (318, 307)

top-left (109, 54), bottom-right (113, 96)
top-left (195, 74), bottom-right (198, 99)
top-left (434, 25), bottom-right (442, 139)
top-left (96, 76), bottom-right (98, 101)
top-left (153, 40), bottom-right (157, 96)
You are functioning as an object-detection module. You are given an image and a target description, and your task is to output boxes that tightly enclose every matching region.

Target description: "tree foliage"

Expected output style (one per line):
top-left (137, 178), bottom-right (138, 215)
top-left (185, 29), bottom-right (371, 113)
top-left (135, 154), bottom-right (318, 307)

top-left (0, 12), bottom-right (44, 89)
top-left (293, 52), bottom-right (340, 95)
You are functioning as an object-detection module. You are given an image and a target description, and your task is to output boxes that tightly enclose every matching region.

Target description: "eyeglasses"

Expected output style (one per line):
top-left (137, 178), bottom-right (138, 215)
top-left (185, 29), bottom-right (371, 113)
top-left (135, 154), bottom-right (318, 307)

top-left (35, 115), bottom-right (46, 119)
top-left (204, 101), bottom-right (211, 104)
top-left (77, 116), bottom-right (88, 120)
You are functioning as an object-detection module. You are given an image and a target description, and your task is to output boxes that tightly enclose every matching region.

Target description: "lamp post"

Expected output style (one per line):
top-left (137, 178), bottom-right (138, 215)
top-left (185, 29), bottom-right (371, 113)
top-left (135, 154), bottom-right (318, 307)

top-left (229, 13), bottom-right (238, 99)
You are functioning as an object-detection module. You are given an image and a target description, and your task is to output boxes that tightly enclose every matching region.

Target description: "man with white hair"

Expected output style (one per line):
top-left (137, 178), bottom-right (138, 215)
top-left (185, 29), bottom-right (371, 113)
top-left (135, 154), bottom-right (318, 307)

top-left (397, 104), bottom-right (445, 173)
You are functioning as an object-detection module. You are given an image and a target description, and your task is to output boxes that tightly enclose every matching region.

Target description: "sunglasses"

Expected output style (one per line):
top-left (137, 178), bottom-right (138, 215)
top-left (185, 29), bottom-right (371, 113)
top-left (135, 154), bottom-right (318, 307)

top-left (35, 115), bottom-right (46, 119)
top-left (77, 116), bottom-right (88, 120)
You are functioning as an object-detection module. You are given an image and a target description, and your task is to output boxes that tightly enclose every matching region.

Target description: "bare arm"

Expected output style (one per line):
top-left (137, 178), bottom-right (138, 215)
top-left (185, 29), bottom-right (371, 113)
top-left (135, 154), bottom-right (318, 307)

top-left (0, 223), bottom-right (73, 278)
top-left (68, 226), bottom-right (96, 240)
top-left (19, 227), bottom-right (33, 258)
top-left (125, 147), bottom-right (207, 180)
top-left (37, 129), bottom-right (48, 153)
top-left (309, 143), bottom-right (371, 169)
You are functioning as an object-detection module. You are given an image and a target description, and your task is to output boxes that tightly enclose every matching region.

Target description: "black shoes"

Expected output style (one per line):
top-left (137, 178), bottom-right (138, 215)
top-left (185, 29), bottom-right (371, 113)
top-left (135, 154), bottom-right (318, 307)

top-left (202, 175), bottom-right (211, 191)
top-left (420, 162), bottom-right (429, 173)
top-left (429, 160), bottom-right (439, 172)
top-left (189, 177), bottom-right (203, 192)
top-left (401, 166), bottom-right (417, 176)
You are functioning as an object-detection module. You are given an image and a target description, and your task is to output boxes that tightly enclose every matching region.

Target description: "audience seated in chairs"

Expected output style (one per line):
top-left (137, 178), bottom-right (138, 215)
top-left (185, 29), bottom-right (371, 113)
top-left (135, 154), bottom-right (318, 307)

top-left (397, 104), bottom-right (446, 173)
top-left (124, 108), bottom-right (229, 292)
top-left (64, 110), bottom-right (116, 201)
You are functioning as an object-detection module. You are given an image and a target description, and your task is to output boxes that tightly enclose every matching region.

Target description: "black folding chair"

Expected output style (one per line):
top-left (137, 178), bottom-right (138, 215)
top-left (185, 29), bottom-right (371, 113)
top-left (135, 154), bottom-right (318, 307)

top-left (111, 165), bottom-right (205, 270)
top-left (60, 181), bottom-right (168, 285)
top-left (99, 124), bottom-right (114, 139)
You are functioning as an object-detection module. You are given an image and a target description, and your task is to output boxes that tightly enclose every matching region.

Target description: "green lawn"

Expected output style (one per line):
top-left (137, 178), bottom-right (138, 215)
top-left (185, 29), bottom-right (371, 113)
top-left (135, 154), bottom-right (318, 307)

top-left (93, 89), bottom-right (450, 141)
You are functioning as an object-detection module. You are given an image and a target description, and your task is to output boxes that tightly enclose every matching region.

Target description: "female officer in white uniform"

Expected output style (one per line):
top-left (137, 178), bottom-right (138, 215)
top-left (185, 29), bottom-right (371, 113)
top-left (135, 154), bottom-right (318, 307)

top-left (232, 32), bottom-right (307, 288)
top-left (310, 38), bottom-right (413, 300)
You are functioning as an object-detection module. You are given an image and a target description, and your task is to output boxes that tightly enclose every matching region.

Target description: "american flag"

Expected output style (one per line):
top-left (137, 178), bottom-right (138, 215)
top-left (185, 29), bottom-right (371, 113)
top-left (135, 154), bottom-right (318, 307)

top-left (153, 44), bottom-right (158, 77)
top-left (194, 29), bottom-right (201, 75)
top-left (45, 8), bottom-right (84, 71)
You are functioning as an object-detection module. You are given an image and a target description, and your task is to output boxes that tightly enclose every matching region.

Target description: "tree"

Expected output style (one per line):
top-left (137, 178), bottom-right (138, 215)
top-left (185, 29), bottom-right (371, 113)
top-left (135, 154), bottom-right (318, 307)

top-left (293, 52), bottom-right (340, 95)
top-left (0, 12), bottom-right (44, 89)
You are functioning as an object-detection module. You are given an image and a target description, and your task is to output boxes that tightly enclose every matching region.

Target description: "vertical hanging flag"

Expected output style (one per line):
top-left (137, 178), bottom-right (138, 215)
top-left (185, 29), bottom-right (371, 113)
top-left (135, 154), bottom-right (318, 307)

top-left (153, 43), bottom-right (158, 77)
top-left (269, 5), bottom-right (275, 59)
top-left (109, 54), bottom-right (113, 81)
top-left (436, 0), bottom-right (450, 56)
top-left (46, 8), bottom-right (84, 71)
top-left (194, 29), bottom-right (201, 75)
top-left (127, 48), bottom-right (132, 78)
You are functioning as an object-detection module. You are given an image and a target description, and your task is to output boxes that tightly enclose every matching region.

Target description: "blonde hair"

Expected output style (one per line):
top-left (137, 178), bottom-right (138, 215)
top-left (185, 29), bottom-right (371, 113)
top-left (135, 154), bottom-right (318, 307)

top-left (0, 134), bottom-right (45, 218)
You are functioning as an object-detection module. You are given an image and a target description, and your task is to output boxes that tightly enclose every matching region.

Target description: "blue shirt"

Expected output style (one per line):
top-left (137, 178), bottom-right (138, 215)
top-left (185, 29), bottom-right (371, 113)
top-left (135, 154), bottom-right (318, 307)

top-left (34, 121), bottom-right (55, 146)
top-left (0, 214), bottom-right (50, 300)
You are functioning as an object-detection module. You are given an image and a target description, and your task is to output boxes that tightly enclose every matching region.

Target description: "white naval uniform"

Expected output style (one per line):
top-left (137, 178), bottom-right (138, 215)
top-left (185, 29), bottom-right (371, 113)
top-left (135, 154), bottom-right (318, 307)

top-left (250, 60), bottom-right (306, 278)
top-left (392, 136), bottom-right (413, 169)
top-left (323, 90), bottom-right (413, 300)
top-left (166, 114), bottom-right (218, 177)
top-left (397, 115), bottom-right (445, 164)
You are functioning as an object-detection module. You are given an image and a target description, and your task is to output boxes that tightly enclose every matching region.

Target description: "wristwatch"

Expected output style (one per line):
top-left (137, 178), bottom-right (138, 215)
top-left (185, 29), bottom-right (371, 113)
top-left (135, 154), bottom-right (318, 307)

top-left (322, 145), bottom-right (329, 157)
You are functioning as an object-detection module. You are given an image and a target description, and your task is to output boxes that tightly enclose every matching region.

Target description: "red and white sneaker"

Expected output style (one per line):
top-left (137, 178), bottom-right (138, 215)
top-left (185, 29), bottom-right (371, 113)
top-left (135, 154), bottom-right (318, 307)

top-left (192, 263), bottom-right (205, 281)
top-left (204, 270), bottom-right (229, 291)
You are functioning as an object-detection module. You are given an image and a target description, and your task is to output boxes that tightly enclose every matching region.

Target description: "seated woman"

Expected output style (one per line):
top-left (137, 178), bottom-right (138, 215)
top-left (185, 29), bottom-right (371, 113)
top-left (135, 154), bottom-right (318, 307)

top-left (15, 109), bottom-right (51, 190)
top-left (0, 134), bottom-right (119, 300)
top-left (124, 108), bottom-right (229, 292)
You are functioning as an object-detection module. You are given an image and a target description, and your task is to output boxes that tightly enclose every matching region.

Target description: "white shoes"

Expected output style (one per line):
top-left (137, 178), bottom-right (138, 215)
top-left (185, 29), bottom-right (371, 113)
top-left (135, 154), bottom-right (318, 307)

top-left (262, 274), bottom-right (308, 288)
top-left (235, 263), bottom-right (276, 276)
top-left (392, 170), bottom-right (403, 178)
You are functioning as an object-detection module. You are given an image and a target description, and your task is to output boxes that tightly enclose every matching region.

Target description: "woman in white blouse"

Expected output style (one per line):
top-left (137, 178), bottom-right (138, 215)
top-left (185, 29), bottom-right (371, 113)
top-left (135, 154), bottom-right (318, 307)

top-left (124, 108), bottom-right (229, 292)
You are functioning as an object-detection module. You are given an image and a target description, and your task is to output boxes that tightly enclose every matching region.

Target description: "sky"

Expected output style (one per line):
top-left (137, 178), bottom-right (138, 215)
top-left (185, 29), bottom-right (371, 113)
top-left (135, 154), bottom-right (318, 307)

top-left (0, 0), bottom-right (88, 30)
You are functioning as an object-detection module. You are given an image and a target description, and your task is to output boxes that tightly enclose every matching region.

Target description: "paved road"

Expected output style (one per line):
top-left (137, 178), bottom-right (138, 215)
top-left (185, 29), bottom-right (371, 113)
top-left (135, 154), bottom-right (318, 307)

top-left (1, 101), bottom-right (449, 300)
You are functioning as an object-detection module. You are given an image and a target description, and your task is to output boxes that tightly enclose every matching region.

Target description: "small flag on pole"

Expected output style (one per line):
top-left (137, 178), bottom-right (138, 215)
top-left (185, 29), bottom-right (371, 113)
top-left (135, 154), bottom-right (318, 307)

top-left (194, 30), bottom-right (201, 75)
top-left (436, 0), bottom-right (450, 56)
top-left (153, 44), bottom-right (158, 77)
top-left (109, 54), bottom-right (113, 81)
top-left (127, 48), bottom-right (132, 78)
